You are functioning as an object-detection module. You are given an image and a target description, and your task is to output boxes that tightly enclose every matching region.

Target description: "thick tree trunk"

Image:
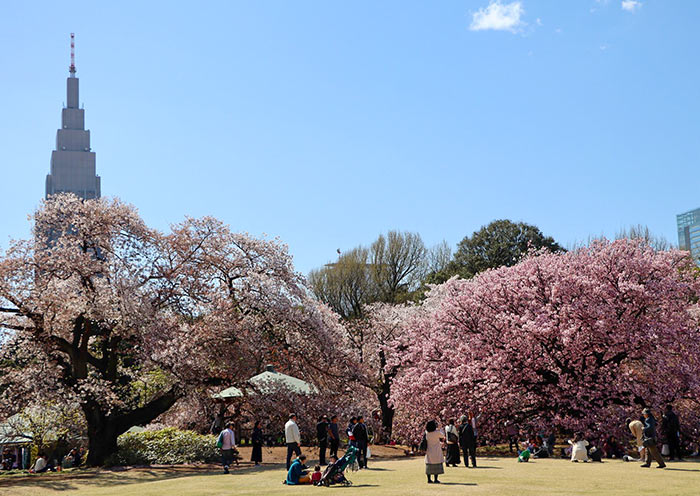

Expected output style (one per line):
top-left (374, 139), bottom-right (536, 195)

top-left (82, 388), bottom-right (181, 466)
top-left (377, 383), bottom-right (395, 443)
top-left (85, 411), bottom-right (119, 466)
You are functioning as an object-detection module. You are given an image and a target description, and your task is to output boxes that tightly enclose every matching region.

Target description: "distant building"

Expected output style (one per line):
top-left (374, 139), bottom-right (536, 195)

top-left (676, 207), bottom-right (700, 261)
top-left (45, 34), bottom-right (100, 200)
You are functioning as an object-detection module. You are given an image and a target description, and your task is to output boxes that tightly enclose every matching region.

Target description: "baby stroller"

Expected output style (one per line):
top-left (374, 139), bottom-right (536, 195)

top-left (318, 445), bottom-right (358, 487)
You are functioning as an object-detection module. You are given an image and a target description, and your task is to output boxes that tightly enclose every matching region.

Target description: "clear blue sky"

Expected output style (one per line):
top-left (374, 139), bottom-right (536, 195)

top-left (1, 1), bottom-right (698, 274)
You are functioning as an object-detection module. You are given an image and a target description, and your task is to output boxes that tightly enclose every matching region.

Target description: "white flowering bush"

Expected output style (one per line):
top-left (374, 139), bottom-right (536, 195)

top-left (108, 428), bottom-right (219, 466)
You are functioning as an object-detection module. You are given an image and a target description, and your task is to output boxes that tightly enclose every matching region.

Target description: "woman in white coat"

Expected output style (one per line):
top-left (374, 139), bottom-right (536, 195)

top-left (424, 420), bottom-right (445, 483)
top-left (568, 432), bottom-right (589, 462)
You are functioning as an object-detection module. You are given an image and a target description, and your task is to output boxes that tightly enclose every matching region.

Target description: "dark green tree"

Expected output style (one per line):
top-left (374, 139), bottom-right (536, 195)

top-left (434, 219), bottom-right (563, 281)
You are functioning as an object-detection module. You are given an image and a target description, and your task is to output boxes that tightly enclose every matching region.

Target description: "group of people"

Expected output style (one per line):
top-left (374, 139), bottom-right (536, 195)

top-left (1, 447), bottom-right (82, 473)
top-left (421, 412), bottom-right (480, 484)
top-left (284, 413), bottom-right (370, 470)
top-left (626, 405), bottom-right (682, 468)
top-left (216, 403), bottom-right (693, 486)
top-left (521, 404), bottom-right (686, 469)
top-left (216, 412), bottom-right (371, 484)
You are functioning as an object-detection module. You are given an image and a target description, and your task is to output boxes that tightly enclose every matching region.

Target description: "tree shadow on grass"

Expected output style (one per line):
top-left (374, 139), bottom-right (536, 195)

top-left (0, 467), bottom-right (226, 492)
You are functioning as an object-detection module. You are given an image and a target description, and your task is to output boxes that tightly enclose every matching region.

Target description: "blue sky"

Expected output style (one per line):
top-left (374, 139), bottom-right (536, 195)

top-left (1, 1), bottom-right (698, 274)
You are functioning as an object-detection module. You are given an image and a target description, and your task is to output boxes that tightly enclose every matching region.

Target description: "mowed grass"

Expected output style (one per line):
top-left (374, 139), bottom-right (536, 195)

top-left (1, 457), bottom-right (699, 496)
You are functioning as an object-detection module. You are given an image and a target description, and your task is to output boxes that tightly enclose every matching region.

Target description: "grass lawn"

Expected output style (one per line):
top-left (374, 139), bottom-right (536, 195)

top-left (1, 457), bottom-right (698, 496)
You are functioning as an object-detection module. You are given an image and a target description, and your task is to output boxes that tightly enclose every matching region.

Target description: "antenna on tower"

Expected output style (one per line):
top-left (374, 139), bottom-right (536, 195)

top-left (69, 33), bottom-right (76, 76)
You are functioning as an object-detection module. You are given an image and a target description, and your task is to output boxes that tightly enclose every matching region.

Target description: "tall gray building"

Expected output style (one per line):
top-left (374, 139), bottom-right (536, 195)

top-left (45, 36), bottom-right (100, 200)
top-left (676, 207), bottom-right (700, 262)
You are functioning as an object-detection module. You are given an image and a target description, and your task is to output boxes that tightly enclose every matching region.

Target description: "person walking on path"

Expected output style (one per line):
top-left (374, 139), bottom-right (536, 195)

top-left (328, 415), bottom-right (340, 459)
top-left (424, 420), bottom-right (445, 484)
top-left (662, 404), bottom-right (683, 461)
top-left (316, 415), bottom-right (329, 466)
top-left (444, 419), bottom-right (460, 467)
top-left (218, 422), bottom-right (237, 474)
top-left (251, 420), bottom-right (263, 466)
top-left (285, 413), bottom-right (302, 470)
top-left (352, 415), bottom-right (369, 469)
top-left (641, 408), bottom-right (666, 468)
top-left (458, 415), bottom-right (477, 468)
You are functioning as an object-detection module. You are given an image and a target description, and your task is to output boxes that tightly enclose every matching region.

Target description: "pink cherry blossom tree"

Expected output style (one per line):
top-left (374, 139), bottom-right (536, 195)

top-left (0, 194), bottom-right (346, 465)
top-left (389, 240), bottom-right (700, 442)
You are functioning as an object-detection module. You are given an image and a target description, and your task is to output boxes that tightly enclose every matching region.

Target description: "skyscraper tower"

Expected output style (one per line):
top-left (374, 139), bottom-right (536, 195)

top-left (45, 34), bottom-right (101, 200)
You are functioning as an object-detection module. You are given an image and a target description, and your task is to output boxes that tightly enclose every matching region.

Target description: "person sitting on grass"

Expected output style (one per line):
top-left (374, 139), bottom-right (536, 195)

top-left (311, 465), bottom-right (322, 484)
top-left (602, 435), bottom-right (625, 459)
top-left (568, 432), bottom-right (589, 462)
top-left (29, 453), bottom-right (55, 473)
top-left (517, 448), bottom-right (531, 462)
top-left (285, 454), bottom-right (311, 485)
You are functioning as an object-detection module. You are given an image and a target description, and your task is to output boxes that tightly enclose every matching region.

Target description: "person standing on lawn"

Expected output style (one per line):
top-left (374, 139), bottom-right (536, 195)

top-left (219, 422), bottom-right (237, 474)
top-left (459, 415), bottom-right (477, 468)
top-left (444, 419), bottom-right (460, 467)
top-left (641, 408), bottom-right (666, 469)
top-left (316, 415), bottom-right (329, 466)
top-left (285, 413), bottom-right (302, 470)
top-left (662, 404), bottom-right (683, 461)
top-left (251, 420), bottom-right (263, 466)
top-left (424, 420), bottom-right (445, 484)
top-left (328, 415), bottom-right (340, 459)
top-left (352, 415), bottom-right (369, 469)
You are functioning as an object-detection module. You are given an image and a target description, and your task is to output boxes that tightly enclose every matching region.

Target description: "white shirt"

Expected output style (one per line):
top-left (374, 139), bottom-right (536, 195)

top-left (221, 428), bottom-right (236, 450)
top-left (285, 419), bottom-right (301, 444)
top-left (32, 457), bottom-right (47, 472)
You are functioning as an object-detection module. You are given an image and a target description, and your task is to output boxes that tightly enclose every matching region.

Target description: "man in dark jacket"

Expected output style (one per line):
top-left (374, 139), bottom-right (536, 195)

top-left (458, 415), bottom-right (477, 468)
top-left (316, 415), bottom-right (329, 466)
top-left (662, 404), bottom-right (682, 461)
top-left (352, 416), bottom-right (369, 469)
top-left (328, 415), bottom-right (340, 459)
top-left (641, 408), bottom-right (666, 468)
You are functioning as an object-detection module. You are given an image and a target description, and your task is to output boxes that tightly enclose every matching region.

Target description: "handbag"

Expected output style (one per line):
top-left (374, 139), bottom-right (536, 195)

top-left (661, 444), bottom-right (670, 456)
top-left (366, 446), bottom-right (371, 459)
top-left (419, 434), bottom-right (427, 452)
top-left (216, 431), bottom-right (224, 449)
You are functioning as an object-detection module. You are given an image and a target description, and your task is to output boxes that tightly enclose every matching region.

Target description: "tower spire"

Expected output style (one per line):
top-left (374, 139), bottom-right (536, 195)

top-left (69, 33), bottom-right (76, 76)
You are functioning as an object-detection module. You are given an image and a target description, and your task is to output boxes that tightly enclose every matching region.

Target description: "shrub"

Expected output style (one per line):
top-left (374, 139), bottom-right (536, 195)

top-left (108, 428), bottom-right (219, 466)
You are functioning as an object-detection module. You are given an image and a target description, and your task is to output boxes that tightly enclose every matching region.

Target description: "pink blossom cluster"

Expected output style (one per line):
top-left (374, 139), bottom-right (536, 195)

top-left (388, 240), bottom-right (700, 442)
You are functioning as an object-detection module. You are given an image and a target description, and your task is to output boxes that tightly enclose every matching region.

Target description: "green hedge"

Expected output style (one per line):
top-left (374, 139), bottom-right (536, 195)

top-left (108, 428), bottom-right (220, 466)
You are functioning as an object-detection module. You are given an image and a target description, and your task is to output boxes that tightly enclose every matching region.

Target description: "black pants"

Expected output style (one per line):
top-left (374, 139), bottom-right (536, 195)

top-left (356, 441), bottom-right (368, 468)
top-left (222, 449), bottom-right (235, 470)
top-left (318, 439), bottom-right (327, 465)
top-left (508, 436), bottom-right (518, 453)
top-left (667, 434), bottom-right (681, 459)
top-left (462, 444), bottom-right (476, 467)
top-left (329, 438), bottom-right (339, 459)
top-left (286, 443), bottom-right (301, 469)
